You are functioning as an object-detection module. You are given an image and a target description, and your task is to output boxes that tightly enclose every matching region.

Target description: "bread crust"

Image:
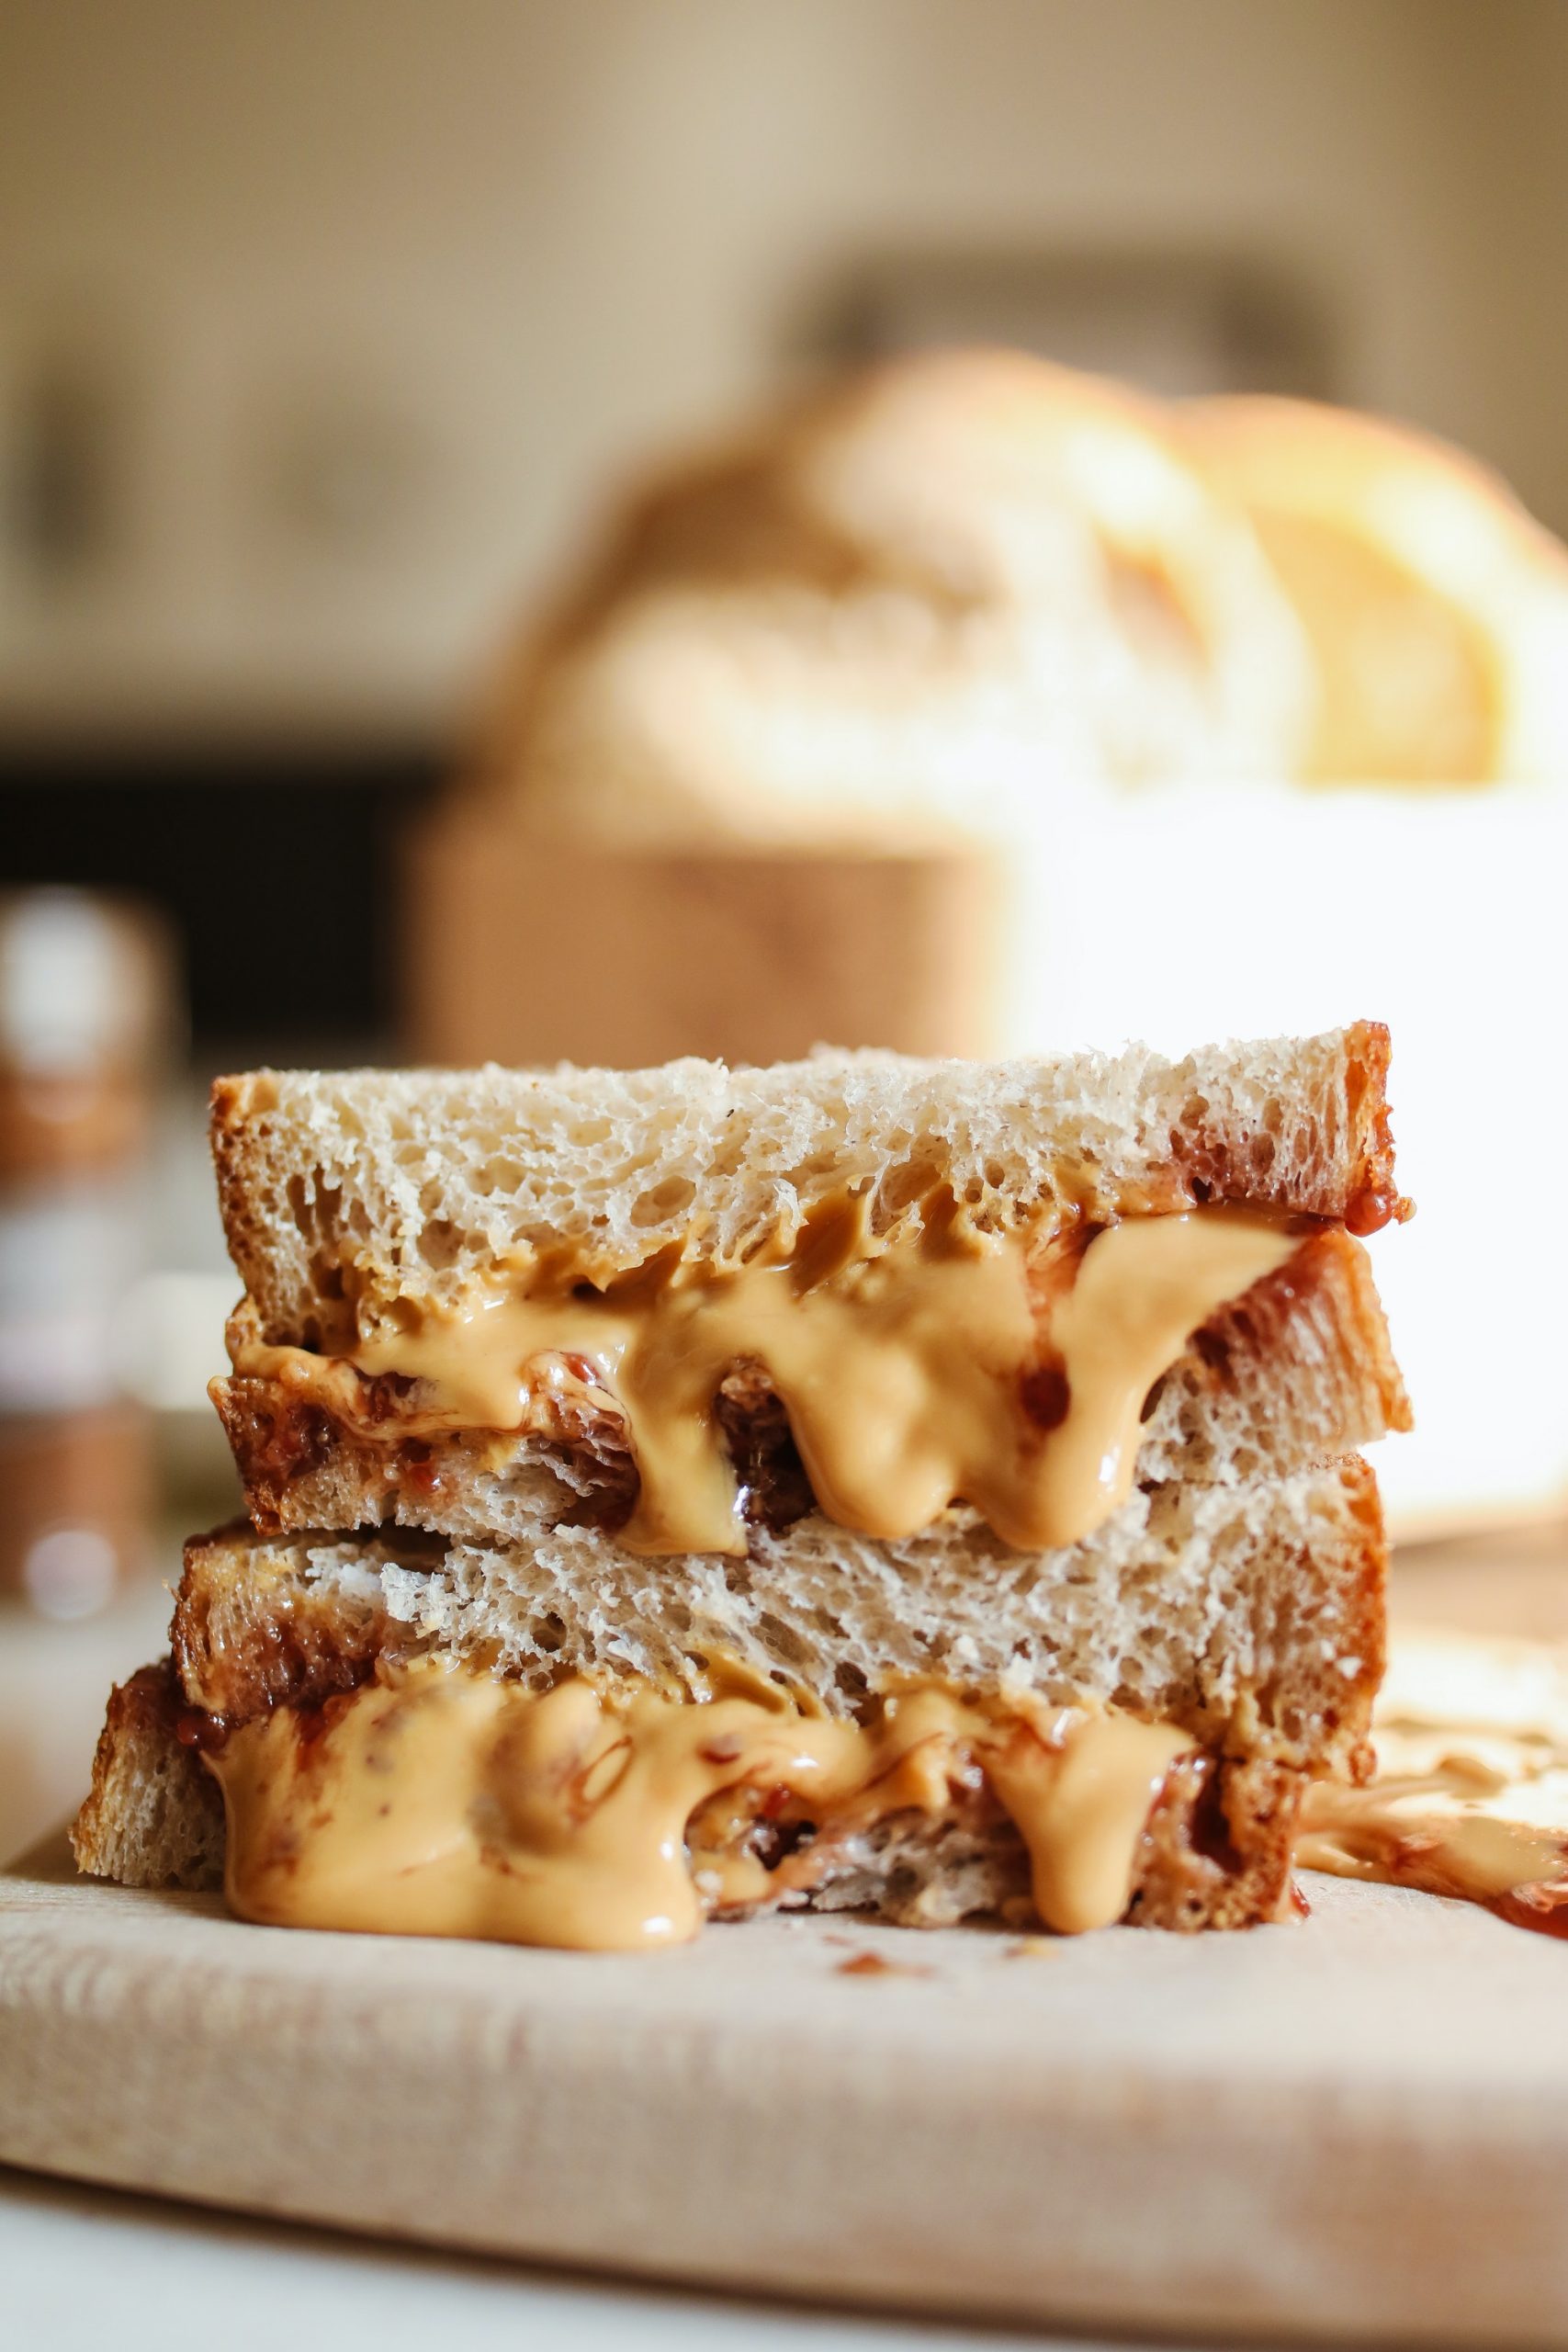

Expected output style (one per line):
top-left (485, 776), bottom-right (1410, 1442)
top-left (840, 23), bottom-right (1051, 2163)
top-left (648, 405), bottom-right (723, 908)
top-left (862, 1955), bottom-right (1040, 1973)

top-left (70, 1660), bottom-right (225, 1891)
top-left (1184, 392), bottom-right (1568, 785)
top-left (469, 345), bottom-right (1317, 845)
top-left (170, 1524), bottom-right (400, 1727)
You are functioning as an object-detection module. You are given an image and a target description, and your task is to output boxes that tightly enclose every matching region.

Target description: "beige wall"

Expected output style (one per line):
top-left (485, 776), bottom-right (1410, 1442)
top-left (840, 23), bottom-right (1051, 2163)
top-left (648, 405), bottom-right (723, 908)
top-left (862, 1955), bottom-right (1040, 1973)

top-left (1, 0), bottom-right (1562, 735)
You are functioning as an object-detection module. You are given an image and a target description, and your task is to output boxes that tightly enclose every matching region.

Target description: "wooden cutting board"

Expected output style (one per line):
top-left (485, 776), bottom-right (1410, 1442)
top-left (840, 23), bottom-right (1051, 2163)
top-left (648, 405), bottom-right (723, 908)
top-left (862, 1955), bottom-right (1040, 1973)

top-left (3, 1832), bottom-right (1566, 2346)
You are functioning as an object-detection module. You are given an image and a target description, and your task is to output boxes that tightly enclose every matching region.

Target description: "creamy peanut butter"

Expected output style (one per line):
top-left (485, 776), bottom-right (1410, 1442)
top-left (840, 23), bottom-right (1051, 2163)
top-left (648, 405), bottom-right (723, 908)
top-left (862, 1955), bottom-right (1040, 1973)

top-left (1296, 1627), bottom-right (1568, 1929)
top-left (207, 1658), bottom-right (1194, 1951)
top-left (1298, 1725), bottom-right (1568, 1915)
top-left (234, 1199), bottom-right (1298, 1556)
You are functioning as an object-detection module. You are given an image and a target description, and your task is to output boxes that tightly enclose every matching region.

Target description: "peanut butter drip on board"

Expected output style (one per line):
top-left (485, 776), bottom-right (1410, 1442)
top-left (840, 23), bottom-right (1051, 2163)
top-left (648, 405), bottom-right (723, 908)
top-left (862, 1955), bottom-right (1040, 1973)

top-left (239, 1200), bottom-right (1298, 1556)
top-left (209, 1660), bottom-right (1194, 1951)
top-left (1298, 1727), bottom-right (1568, 1917)
top-left (1295, 1629), bottom-right (1568, 1930)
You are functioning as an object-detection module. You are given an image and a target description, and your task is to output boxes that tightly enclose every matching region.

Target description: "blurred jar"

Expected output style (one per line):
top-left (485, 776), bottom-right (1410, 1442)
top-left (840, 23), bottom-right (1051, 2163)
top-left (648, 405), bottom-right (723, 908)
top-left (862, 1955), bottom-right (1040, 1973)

top-left (0, 890), bottom-right (174, 1618)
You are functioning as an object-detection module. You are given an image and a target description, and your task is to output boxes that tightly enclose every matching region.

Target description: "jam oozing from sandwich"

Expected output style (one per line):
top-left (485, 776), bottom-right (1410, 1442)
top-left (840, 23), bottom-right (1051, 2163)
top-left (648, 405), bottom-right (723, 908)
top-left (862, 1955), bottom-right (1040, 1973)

top-left (205, 1655), bottom-right (1195, 1951)
top-left (235, 1198), bottom-right (1300, 1558)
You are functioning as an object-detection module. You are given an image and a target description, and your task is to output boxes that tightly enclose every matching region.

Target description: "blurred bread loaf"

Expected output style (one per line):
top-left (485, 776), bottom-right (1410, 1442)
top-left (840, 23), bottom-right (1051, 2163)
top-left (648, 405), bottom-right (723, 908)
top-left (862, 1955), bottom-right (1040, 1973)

top-left (458, 354), bottom-right (1568, 858)
top-left (1184, 394), bottom-right (1568, 785)
top-left (470, 348), bottom-right (1316, 848)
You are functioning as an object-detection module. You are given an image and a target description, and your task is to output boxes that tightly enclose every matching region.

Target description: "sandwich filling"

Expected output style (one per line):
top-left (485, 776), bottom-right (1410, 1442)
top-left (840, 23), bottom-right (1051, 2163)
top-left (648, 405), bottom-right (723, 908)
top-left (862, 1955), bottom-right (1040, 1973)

top-left (231, 1197), bottom-right (1301, 1555)
top-left (202, 1655), bottom-right (1195, 1951)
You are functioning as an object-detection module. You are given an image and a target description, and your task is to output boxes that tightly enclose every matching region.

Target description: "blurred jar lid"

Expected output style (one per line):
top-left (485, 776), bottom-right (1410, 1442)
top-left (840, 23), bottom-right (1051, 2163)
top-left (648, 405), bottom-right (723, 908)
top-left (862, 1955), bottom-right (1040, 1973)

top-left (0, 890), bottom-right (175, 1181)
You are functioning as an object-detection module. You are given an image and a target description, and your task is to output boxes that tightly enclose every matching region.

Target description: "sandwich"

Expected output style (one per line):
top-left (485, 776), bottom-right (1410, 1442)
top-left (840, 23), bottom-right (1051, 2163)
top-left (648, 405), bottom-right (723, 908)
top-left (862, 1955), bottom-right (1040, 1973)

top-left (74, 1022), bottom-right (1410, 1949)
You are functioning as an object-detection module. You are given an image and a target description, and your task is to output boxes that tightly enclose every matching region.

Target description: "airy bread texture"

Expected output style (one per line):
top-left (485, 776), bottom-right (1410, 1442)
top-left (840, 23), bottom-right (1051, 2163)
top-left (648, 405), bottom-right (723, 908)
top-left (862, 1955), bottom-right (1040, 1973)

top-left (214, 1225), bottom-right (1408, 1545)
top-left (473, 348), bottom-right (1315, 849)
top-left (78, 1018), bottom-right (1405, 1941)
top-left (212, 1023), bottom-right (1404, 1341)
top-left (168, 1461), bottom-right (1384, 1777)
top-left (1184, 393), bottom-right (1568, 785)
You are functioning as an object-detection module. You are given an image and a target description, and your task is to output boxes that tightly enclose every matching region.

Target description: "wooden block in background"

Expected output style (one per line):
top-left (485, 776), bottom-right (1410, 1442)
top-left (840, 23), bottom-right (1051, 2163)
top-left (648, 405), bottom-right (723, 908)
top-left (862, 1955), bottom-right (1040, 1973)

top-left (407, 798), bottom-right (1001, 1069)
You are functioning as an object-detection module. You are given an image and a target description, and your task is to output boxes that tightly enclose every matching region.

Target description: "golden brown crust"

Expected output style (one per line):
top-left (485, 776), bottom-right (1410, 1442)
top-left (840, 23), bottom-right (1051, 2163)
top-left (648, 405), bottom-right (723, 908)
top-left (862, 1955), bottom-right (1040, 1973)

top-left (473, 350), bottom-right (1239, 795)
top-left (172, 1524), bottom-right (402, 1722)
top-left (1155, 1223), bottom-right (1410, 1460)
top-left (1185, 392), bottom-right (1568, 786)
top-left (1216, 1453), bottom-right (1384, 1788)
top-left (1169, 1021), bottom-right (1408, 1236)
top-left (1130, 1755), bottom-right (1303, 1929)
top-left (1338, 1020), bottom-right (1412, 1236)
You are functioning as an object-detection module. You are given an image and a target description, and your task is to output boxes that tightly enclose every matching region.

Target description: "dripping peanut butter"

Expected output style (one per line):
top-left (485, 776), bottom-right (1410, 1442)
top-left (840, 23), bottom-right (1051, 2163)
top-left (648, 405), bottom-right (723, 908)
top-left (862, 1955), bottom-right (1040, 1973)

top-left (1297, 1726), bottom-right (1568, 1928)
top-left (232, 1196), bottom-right (1300, 1555)
top-left (206, 1657), bottom-right (1195, 1951)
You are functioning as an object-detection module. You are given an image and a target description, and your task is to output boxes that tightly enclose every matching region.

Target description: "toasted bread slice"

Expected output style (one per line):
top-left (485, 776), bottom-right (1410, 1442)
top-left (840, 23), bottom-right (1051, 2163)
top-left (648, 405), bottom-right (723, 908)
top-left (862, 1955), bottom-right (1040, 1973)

top-left (211, 1025), bottom-right (1406, 1352)
top-left (214, 1223), bottom-right (1408, 1547)
top-left (164, 1459), bottom-right (1385, 1775)
top-left (71, 1662), bottom-right (224, 1893)
top-left (71, 1658), bottom-right (1305, 1936)
top-left (74, 1461), bottom-right (1382, 1932)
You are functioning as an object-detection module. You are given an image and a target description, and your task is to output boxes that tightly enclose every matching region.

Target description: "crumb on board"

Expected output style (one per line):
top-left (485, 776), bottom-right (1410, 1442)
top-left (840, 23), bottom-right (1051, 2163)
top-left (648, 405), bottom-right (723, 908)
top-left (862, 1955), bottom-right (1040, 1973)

top-left (836, 1950), bottom-right (933, 1979)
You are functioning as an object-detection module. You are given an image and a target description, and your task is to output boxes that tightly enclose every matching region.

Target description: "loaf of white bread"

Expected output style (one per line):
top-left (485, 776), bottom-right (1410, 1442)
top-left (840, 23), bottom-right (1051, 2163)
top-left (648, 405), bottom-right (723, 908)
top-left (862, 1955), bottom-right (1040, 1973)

top-left (471, 348), bottom-right (1320, 848)
top-left (465, 349), bottom-right (1568, 854)
top-left (75, 1023), bottom-right (1410, 1947)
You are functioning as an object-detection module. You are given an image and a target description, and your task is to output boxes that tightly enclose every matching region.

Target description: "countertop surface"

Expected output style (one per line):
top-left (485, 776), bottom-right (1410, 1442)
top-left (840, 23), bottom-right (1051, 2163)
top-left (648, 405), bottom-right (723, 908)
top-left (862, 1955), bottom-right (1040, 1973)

top-left (0, 2165), bottom-right (1079, 2352)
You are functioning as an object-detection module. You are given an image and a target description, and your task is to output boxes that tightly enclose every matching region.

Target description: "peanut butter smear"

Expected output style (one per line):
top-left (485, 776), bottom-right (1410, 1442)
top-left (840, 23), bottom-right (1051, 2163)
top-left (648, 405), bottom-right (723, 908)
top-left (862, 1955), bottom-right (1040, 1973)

top-left (1297, 1628), bottom-right (1568, 1932)
top-left (1296, 1734), bottom-right (1568, 1917)
top-left (235, 1200), bottom-right (1298, 1556)
top-left (207, 1658), bottom-right (1195, 1951)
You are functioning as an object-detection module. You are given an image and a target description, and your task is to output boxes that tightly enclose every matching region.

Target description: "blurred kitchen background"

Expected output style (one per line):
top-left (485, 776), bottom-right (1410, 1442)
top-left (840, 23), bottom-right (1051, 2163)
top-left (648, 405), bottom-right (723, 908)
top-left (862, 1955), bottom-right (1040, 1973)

top-left (6, 0), bottom-right (1568, 1860)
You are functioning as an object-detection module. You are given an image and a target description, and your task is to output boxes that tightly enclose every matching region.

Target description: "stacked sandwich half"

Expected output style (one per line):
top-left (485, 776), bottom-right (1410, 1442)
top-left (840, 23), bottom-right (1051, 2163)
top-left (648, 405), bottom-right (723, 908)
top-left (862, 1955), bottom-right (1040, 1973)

top-left (75, 1023), bottom-right (1410, 1947)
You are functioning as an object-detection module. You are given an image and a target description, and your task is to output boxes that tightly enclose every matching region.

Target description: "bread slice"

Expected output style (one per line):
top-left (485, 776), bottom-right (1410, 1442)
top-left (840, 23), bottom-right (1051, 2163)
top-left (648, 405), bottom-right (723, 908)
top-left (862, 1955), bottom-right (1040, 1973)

top-left (214, 1221), bottom-right (1408, 1545)
top-left (73, 1459), bottom-right (1386, 1936)
top-left (209, 1029), bottom-right (1406, 1563)
top-left (70, 1667), bottom-right (1304, 1936)
top-left (167, 1460), bottom-right (1384, 1771)
top-left (71, 1663), bottom-right (225, 1893)
top-left (211, 1024), bottom-right (1407, 1350)
top-left (74, 1026), bottom-right (1402, 1947)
